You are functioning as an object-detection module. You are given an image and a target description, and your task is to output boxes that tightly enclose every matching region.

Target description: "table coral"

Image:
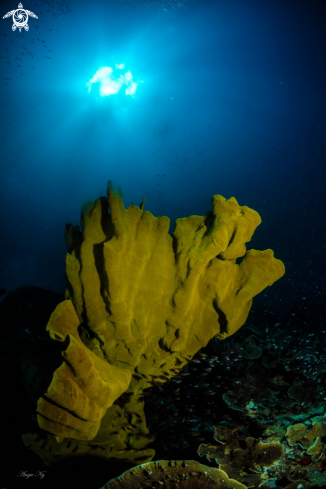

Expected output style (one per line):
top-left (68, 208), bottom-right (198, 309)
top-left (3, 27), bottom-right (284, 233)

top-left (198, 429), bottom-right (284, 488)
top-left (102, 459), bottom-right (248, 489)
top-left (22, 183), bottom-right (284, 466)
top-left (138, 306), bottom-right (326, 488)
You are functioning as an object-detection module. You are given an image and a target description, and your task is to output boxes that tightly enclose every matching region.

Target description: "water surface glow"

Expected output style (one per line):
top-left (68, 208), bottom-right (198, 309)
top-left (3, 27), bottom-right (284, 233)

top-left (87, 64), bottom-right (138, 97)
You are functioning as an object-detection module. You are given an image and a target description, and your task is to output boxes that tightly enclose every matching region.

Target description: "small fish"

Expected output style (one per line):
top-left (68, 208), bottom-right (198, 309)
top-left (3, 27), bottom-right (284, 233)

top-left (45, 56), bottom-right (52, 59)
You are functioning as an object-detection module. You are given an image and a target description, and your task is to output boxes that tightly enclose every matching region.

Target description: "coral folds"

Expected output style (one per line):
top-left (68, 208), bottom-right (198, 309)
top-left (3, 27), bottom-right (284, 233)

top-left (22, 183), bottom-right (284, 465)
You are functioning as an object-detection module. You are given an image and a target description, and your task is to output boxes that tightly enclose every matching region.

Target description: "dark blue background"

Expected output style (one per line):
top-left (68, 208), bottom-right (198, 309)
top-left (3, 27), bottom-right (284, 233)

top-left (0, 0), bottom-right (325, 320)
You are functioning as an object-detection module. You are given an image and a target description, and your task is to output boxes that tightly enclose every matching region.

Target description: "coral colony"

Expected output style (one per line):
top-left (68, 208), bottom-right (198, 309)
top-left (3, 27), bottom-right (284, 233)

top-left (24, 183), bottom-right (326, 488)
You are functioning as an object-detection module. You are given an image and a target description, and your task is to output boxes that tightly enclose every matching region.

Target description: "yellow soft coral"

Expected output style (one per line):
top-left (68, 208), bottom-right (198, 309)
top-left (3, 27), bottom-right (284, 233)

top-left (36, 300), bottom-right (132, 441)
top-left (22, 183), bottom-right (285, 465)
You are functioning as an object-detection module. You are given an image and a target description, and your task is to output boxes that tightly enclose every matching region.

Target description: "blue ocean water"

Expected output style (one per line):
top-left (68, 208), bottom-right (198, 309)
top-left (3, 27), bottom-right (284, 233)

top-left (0, 1), bottom-right (325, 487)
top-left (1, 0), bottom-right (325, 310)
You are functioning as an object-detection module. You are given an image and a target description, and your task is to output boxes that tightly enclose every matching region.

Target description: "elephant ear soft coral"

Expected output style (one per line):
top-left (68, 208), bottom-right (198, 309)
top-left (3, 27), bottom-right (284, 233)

top-left (37, 300), bottom-right (132, 441)
top-left (22, 183), bottom-right (285, 465)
